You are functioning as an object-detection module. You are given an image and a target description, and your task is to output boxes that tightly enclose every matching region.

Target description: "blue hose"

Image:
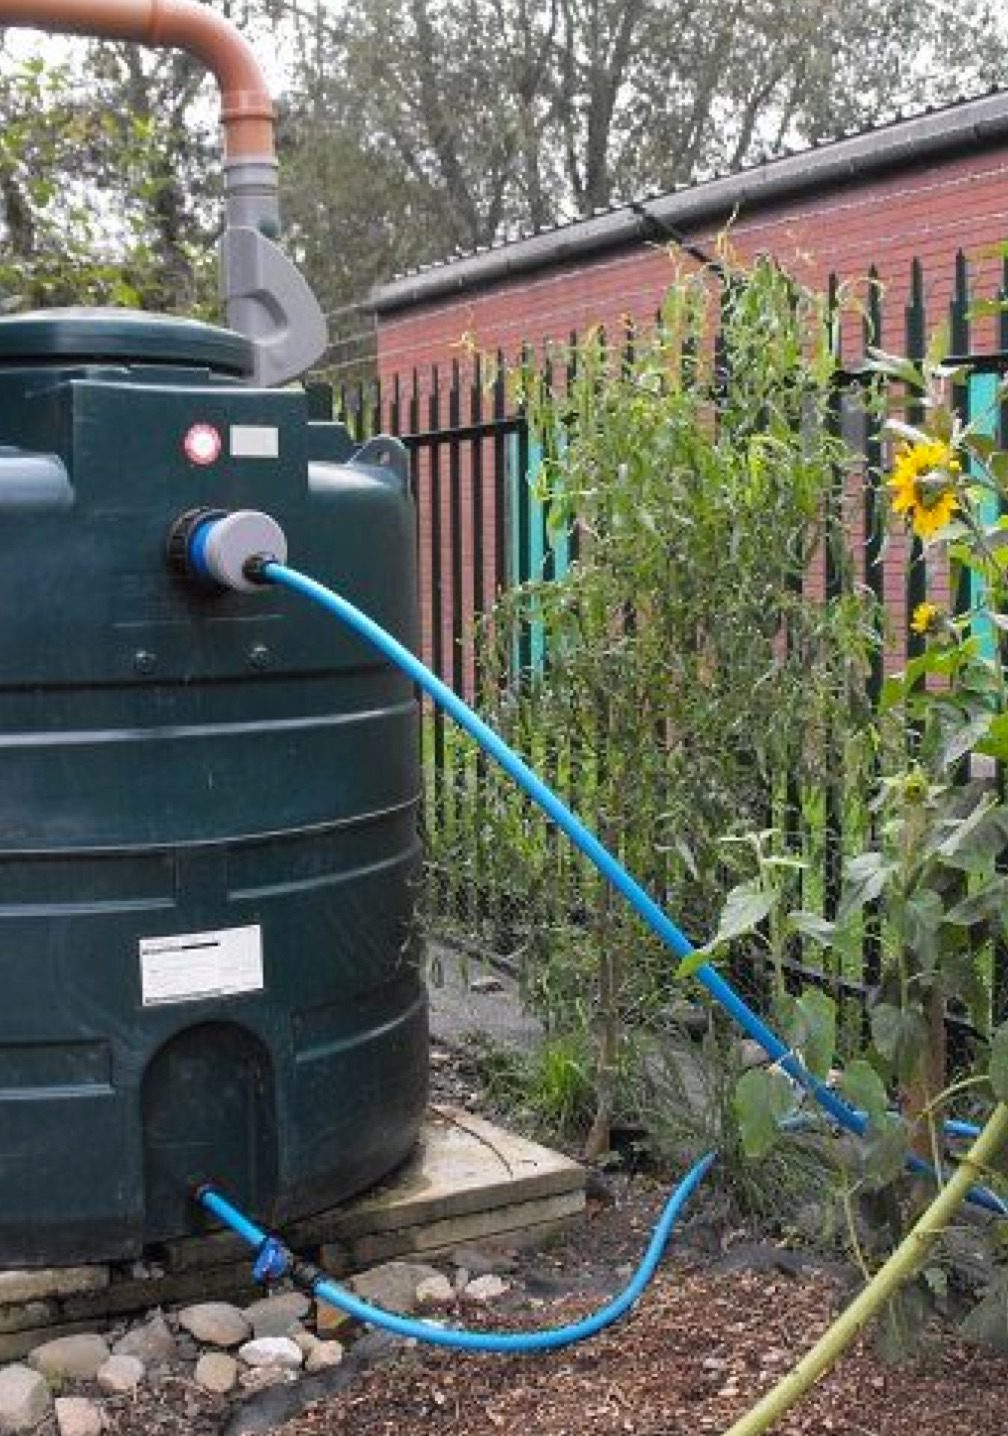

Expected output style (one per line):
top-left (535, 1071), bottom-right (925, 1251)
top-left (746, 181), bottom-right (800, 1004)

top-left (262, 563), bottom-right (1004, 1215)
top-left (202, 1153), bottom-right (715, 1353)
top-left (265, 565), bottom-right (856, 1124)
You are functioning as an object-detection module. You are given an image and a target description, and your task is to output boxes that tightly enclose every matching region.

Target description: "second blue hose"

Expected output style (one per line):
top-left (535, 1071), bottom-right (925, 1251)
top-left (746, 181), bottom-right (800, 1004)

top-left (203, 1154), bottom-right (715, 1353)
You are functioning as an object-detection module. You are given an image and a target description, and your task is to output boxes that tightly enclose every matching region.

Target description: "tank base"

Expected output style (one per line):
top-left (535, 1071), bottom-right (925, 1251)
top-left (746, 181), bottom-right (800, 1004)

top-left (0, 1107), bottom-right (585, 1361)
top-left (0, 986), bottom-right (428, 1269)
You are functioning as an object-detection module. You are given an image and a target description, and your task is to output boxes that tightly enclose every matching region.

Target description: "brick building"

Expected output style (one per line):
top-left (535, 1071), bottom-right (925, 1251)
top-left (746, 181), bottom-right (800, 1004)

top-left (365, 91), bottom-right (1008, 686)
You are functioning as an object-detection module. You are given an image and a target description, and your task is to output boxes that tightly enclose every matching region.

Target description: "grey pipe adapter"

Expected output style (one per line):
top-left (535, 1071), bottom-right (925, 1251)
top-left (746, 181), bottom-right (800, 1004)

top-left (168, 508), bottom-right (288, 592)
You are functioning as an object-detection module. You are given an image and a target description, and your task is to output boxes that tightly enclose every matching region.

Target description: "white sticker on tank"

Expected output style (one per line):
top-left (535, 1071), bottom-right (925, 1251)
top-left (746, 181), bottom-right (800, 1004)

top-left (230, 425), bottom-right (279, 459)
top-left (140, 925), bottom-right (264, 1007)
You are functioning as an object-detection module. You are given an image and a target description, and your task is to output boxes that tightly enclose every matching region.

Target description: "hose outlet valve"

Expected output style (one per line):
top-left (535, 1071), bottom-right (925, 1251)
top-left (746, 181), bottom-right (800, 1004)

top-left (168, 507), bottom-right (287, 592)
top-left (252, 1236), bottom-right (291, 1285)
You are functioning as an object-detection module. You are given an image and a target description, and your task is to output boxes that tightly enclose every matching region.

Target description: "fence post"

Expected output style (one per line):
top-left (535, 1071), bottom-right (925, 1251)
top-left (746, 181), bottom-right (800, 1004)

top-left (996, 260), bottom-right (1008, 1024)
top-left (862, 269), bottom-right (886, 1020)
top-left (905, 260), bottom-right (928, 672)
top-left (304, 380), bottom-right (333, 420)
top-left (822, 276), bottom-right (845, 1002)
top-left (448, 360), bottom-right (464, 923)
top-left (428, 365), bottom-right (447, 908)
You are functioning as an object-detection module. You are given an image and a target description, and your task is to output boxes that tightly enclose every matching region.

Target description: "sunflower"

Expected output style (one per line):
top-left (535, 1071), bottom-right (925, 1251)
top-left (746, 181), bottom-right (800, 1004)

top-left (888, 439), bottom-right (961, 541)
top-left (910, 601), bottom-right (942, 636)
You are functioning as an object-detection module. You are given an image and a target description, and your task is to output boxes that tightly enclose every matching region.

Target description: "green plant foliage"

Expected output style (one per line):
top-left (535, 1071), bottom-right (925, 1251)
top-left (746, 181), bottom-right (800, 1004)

top-left (778, 988), bottom-right (837, 1081)
top-left (703, 307), bottom-right (1008, 1352)
top-left (840, 1060), bottom-right (888, 1126)
top-left (990, 1023), bottom-right (1008, 1104)
top-left (640, 1025), bottom-right (840, 1229)
top-left (470, 1032), bottom-right (600, 1139)
top-left (431, 252), bottom-right (876, 1153)
top-left (733, 1067), bottom-right (798, 1159)
top-left (0, 57), bottom-right (217, 313)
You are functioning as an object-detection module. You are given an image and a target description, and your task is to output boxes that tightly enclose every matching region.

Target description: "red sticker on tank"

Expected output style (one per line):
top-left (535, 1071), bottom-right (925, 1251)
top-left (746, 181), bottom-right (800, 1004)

top-left (183, 423), bottom-right (222, 467)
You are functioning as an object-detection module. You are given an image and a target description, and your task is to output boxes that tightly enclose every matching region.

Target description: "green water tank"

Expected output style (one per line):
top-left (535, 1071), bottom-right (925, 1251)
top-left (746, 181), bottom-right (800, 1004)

top-left (0, 309), bottom-right (428, 1266)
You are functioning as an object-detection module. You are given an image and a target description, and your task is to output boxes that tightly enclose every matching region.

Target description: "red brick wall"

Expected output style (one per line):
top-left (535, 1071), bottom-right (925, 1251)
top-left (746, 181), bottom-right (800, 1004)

top-left (378, 148), bottom-right (1008, 380)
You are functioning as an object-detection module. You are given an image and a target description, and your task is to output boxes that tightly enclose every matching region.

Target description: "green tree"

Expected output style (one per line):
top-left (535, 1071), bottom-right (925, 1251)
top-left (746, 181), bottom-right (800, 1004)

top-left (338, 0), bottom-right (1008, 252)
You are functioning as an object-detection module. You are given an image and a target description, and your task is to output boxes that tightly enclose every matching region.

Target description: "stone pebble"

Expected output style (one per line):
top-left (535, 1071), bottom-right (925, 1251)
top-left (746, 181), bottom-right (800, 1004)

top-left (96, 1353), bottom-right (144, 1395)
top-left (28, 1333), bottom-right (111, 1381)
top-left (54, 1396), bottom-right (104, 1436)
top-left (349, 1261), bottom-right (445, 1316)
top-left (112, 1312), bottom-right (176, 1363)
top-left (0, 1363), bottom-right (51, 1434)
top-left (194, 1351), bottom-right (239, 1395)
top-left (415, 1274), bottom-right (455, 1307)
top-left (463, 1273), bottom-right (510, 1302)
top-left (177, 1302), bottom-right (251, 1348)
top-left (304, 1340), bottom-right (343, 1374)
top-left (243, 1292), bottom-right (311, 1339)
top-left (238, 1337), bottom-right (303, 1371)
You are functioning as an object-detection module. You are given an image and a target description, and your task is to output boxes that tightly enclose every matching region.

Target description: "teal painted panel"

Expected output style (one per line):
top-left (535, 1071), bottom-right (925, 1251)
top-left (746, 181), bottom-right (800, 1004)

top-left (506, 432), bottom-right (571, 674)
top-left (968, 372), bottom-right (1000, 661)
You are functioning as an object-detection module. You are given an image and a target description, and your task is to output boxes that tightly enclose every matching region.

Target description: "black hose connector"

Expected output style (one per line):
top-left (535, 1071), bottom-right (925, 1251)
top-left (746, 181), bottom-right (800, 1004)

top-left (166, 508), bottom-right (227, 582)
top-left (242, 553), bottom-right (275, 586)
top-left (166, 509), bottom-right (287, 593)
top-left (289, 1256), bottom-right (324, 1293)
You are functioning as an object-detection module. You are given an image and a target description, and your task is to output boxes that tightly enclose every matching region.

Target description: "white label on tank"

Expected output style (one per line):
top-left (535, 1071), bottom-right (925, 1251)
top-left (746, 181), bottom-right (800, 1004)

top-left (230, 425), bottom-right (279, 459)
top-left (140, 925), bottom-right (264, 1007)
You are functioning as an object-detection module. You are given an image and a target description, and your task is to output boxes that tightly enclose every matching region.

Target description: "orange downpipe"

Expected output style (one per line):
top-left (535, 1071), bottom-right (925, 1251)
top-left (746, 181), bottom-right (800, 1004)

top-left (0, 0), bottom-right (274, 159)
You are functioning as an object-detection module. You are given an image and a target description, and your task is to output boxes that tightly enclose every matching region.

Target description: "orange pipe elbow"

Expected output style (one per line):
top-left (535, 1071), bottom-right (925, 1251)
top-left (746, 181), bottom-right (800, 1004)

top-left (0, 0), bottom-right (275, 159)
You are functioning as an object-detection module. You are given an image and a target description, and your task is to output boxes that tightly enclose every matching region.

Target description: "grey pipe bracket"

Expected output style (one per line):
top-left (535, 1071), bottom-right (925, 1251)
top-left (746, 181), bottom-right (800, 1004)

top-left (221, 157), bottom-right (327, 388)
top-left (221, 227), bottom-right (327, 388)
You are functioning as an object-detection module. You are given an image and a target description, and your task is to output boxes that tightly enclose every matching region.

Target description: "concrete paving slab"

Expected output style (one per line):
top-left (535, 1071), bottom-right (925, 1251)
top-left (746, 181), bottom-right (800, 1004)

top-left (294, 1107), bottom-right (583, 1245)
top-left (428, 944), bottom-right (543, 1054)
top-left (322, 1190), bottom-right (585, 1272)
top-left (0, 1269), bottom-right (108, 1305)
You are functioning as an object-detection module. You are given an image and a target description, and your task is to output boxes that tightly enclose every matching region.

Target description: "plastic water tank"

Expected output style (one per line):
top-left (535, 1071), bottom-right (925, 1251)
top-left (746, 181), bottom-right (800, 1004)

top-left (0, 309), bottom-right (428, 1265)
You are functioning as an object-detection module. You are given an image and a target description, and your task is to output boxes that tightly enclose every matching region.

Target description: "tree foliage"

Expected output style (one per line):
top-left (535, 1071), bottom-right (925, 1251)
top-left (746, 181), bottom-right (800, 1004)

top-left (338, 0), bottom-right (1008, 251)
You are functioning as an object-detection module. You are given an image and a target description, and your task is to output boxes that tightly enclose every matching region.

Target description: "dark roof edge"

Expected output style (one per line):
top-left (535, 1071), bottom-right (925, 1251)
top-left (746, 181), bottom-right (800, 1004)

top-left (370, 90), bottom-right (1008, 316)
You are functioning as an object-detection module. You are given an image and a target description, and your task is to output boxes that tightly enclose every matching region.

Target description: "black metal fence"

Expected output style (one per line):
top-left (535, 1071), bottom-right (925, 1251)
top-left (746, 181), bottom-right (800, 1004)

top-left (311, 251), bottom-right (1008, 1041)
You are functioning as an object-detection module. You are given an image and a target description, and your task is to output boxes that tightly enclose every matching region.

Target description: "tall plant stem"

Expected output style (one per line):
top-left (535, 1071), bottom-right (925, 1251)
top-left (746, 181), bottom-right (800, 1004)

top-left (584, 813), bottom-right (620, 1162)
top-left (725, 1102), bottom-right (1008, 1436)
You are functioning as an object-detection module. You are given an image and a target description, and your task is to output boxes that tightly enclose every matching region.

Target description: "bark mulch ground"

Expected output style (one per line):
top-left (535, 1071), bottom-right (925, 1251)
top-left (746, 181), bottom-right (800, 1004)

top-left (267, 1184), bottom-right (1008, 1436)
